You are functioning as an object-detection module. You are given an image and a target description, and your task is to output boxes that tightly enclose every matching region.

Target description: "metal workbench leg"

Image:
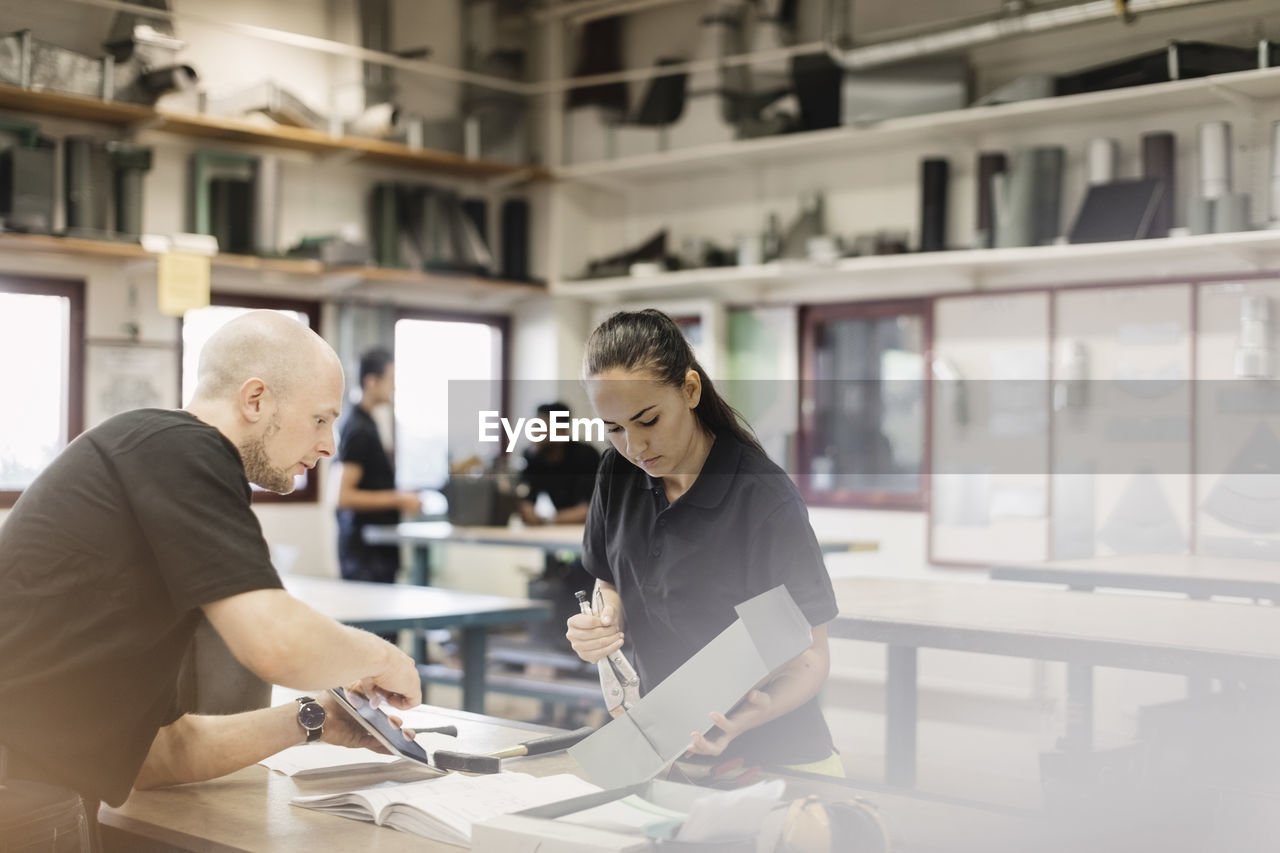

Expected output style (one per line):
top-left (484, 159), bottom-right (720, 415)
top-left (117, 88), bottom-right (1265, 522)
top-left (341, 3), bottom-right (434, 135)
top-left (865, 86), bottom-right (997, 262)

top-left (411, 545), bottom-right (433, 666)
top-left (1063, 662), bottom-right (1094, 753)
top-left (460, 627), bottom-right (488, 714)
top-left (886, 645), bottom-right (918, 788)
top-left (1186, 592), bottom-right (1210, 698)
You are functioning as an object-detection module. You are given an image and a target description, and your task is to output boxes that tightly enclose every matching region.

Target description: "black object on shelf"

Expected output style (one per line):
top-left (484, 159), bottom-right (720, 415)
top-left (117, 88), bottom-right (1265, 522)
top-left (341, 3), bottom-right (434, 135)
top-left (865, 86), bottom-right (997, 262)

top-left (501, 198), bottom-right (530, 282)
top-left (975, 151), bottom-right (1007, 249)
top-left (919, 157), bottom-right (949, 252)
top-left (64, 136), bottom-right (152, 239)
top-left (632, 58), bottom-right (688, 127)
top-left (368, 181), bottom-right (493, 275)
top-left (462, 198), bottom-right (488, 248)
top-left (791, 52), bottom-right (843, 131)
top-left (582, 229), bottom-right (674, 279)
top-left (1068, 178), bottom-right (1164, 244)
top-left (64, 136), bottom-right (111, 236)
top-left (0, 117), bottom-right (54, 234)
top-left (1141, 132), bottom-right (1176, 238)
top-left (565, 17), bottom-right (628, 114)
top-left (1054, 41), bottom-right (1257, 97)
top-left (191, 150), bottom-right (258, 254)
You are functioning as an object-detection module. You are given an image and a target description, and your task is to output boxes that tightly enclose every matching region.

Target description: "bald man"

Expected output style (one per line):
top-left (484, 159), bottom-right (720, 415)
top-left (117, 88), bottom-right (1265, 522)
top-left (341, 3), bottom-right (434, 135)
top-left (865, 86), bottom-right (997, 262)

top-left (0, 311), bottom-right (421, 837)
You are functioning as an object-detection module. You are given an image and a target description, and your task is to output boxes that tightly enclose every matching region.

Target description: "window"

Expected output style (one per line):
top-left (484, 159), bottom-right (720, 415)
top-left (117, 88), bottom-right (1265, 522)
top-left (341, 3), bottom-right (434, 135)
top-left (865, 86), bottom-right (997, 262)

top-left (180, 295), bottom-right (322, 502)
top-left (0, 277), bottom-right (84, 507)
top-left (394, 310), bottom-right (508, 490)
top-left (798, 300), bottom-right (929, 509)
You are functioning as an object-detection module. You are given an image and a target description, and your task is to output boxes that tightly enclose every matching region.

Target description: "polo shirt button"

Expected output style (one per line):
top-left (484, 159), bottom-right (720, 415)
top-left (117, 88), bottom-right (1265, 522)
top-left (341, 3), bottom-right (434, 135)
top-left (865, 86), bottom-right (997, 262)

top-left (651, 546), bottom-right (661, 557)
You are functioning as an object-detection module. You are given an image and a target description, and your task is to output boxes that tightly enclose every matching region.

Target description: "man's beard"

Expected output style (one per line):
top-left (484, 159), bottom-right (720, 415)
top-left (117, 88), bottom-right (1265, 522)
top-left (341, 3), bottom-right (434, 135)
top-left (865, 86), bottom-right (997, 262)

top-left (240, 418), bottom-right (296, 494)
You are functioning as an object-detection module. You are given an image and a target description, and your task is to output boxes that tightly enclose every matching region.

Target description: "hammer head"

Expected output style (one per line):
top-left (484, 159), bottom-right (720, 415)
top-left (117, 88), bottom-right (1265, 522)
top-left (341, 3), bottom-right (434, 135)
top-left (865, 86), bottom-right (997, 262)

top-left (432, 750), bottom-right (501, 774)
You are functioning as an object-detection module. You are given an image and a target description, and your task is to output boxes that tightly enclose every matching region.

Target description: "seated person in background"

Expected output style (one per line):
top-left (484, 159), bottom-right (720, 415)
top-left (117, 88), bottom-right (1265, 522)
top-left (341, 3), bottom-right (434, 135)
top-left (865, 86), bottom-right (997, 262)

top-left (518, 401), bottom-right (601, 651)
top-left (335, 347), bottom-right (421, 585)
top-left (518, 400), bottom-right (601, 526)
top-left (0, 312), bottom-right (421, 837)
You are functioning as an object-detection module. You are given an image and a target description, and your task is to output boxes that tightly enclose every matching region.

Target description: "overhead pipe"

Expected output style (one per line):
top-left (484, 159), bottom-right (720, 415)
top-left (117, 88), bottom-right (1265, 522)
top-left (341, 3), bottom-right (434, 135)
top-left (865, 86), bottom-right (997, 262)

top-left (64, 0), bottom-right (1250, 96)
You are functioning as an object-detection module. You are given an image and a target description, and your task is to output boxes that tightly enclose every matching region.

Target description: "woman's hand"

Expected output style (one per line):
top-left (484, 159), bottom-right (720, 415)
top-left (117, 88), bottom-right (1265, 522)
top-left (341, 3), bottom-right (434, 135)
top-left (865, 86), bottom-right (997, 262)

top-left (685, 690), bottom-right (773, 757)
top-left (566, 604), bottom-right (624, 664)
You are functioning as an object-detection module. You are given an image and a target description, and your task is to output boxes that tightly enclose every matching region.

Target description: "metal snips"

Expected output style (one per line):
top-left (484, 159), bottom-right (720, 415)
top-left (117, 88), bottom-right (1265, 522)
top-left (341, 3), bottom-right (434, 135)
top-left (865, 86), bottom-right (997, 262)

top-left (575, 589), bottom-right (641, 716)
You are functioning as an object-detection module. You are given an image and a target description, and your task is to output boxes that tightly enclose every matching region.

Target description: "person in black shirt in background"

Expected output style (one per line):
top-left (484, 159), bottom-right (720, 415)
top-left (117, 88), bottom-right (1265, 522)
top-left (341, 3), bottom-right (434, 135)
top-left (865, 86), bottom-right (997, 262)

top-left (517, 400), bottom-right (601, 527)
top-left (0, 312), bottom-right (421, 841)
top-left (335, 347), bottom-right (421, 586)
top-left (518, 401), bottom-right (601, 655)
top-left (565, 309), bottom-right (843, 776)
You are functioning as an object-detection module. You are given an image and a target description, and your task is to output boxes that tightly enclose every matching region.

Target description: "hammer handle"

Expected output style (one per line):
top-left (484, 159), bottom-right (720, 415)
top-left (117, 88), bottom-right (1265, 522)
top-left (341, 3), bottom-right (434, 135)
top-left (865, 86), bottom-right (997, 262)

top-left (505, 726), bottom-right (595, 758)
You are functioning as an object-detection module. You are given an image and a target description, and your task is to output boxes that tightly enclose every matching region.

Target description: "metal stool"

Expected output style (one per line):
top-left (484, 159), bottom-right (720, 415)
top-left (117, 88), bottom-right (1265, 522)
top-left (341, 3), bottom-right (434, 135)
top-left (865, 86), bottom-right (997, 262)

top-left (0, 778), bottom-right (93, 853)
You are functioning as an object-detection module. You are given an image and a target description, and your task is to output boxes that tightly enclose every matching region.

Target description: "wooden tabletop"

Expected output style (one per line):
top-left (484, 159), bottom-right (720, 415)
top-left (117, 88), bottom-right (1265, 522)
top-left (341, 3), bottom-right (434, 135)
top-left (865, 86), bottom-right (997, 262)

top-left (100, 705), bottom-right (1044, 853)
top-left (990, 554), bottom-right (1280, 600)
top-left (830, 578), bottom-right (1280, 682)
top-left (282, 575), bottom-right (551, 632)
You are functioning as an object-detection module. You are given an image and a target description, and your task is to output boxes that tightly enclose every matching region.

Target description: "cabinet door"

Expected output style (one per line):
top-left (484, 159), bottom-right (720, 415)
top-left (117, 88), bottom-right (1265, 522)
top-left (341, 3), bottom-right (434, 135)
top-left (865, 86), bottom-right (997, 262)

top-left (1195, 279), bottom-right (1280, 560)
top-left (1052, 284), bottom-right (1193, 560)
top-left (931, 292), bottom-right (1050, 565)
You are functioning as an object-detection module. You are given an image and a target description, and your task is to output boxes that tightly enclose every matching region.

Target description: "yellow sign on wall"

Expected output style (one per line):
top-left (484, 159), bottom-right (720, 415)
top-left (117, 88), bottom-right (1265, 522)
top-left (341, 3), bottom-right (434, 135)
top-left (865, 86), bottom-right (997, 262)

top-left (157, 252), bottom-right (211, 317)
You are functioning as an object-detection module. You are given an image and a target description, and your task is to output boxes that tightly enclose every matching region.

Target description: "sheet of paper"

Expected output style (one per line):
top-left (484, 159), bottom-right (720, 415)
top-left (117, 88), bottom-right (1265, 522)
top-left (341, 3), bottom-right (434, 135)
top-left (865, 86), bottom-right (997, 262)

top-left (676, 779), bottom-right (785, 842)
top-left (558, 794), bottom-right (688, 835)
top-left (260, 744), bottom-right (401, 776)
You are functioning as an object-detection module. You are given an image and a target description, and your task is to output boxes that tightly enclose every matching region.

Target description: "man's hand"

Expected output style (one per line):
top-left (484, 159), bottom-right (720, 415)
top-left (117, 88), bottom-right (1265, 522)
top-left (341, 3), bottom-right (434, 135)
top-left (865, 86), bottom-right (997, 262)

top-left (319, 689), bottom-right (416, 753)
top-left (566, 605), bottom-right (624, 664)
top-left (359, 640), bottom-right (422, 709)
top-left (685, 690), bottom-right (773, 757)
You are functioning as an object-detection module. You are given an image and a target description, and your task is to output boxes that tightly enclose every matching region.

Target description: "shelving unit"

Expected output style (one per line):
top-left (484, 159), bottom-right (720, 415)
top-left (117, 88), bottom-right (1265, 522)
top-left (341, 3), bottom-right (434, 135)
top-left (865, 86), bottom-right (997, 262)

top-left (554, 65), bottom-right (1280, 183)
top-left (0, 83), bottom-right (540, 181)
top-left (551, 230), bottom-right (1280, 305)
top-left (0, 233), bottom-right (544, 309)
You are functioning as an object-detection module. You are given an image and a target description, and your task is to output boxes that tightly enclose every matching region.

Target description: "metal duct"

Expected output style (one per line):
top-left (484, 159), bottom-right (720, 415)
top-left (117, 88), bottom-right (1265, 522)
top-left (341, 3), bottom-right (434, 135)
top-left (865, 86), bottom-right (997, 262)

top-left (832, 0), bottom-right (1243, 70)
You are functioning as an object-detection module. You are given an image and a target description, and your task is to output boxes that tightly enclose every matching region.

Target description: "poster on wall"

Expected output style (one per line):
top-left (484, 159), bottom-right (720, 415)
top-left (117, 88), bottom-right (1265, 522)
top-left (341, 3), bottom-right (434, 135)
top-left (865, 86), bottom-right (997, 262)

top-left (85, 341), bottom-right (179, 428)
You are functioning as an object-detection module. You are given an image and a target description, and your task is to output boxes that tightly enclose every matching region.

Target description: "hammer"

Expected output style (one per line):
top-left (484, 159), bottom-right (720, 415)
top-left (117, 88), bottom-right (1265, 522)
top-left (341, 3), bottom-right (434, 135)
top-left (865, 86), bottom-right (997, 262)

top-left (432, 726), bottom-right (594, 774)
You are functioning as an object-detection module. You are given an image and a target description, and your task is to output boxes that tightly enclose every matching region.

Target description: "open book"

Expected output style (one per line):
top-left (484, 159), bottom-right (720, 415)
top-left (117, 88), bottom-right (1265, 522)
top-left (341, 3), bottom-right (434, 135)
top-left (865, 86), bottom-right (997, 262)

top-left (291, 772), bottom-right (601, 846)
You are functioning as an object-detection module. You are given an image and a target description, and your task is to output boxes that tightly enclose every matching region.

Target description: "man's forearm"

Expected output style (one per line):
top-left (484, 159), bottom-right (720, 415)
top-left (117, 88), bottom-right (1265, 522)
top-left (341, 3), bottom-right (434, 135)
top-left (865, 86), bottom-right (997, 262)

top-left (203, 590), bottom-right (413, 697)
top-left (336, 488), bottom-right (411, 512)
top-left (134, 705), bottom-right (302, 790)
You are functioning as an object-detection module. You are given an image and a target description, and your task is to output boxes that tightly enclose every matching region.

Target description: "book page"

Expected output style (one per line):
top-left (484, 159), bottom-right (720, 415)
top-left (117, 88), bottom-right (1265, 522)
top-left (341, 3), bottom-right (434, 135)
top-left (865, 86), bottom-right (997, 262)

top-left (382, 773), bottom-right (602, 844)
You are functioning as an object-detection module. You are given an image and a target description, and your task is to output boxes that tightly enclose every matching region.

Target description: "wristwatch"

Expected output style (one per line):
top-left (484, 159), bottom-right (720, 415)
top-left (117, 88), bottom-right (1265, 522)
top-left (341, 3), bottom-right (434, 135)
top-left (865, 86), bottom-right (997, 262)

top-left (295, 696), bottom-right (326, 743)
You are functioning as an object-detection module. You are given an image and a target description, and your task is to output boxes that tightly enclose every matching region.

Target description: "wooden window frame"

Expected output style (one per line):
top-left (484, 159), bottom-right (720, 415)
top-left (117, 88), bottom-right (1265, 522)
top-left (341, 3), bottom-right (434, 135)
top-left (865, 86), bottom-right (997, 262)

top-left (0, 276), bottom-right (85, 509)
top-left (392, 307), bottom-right (511, 491)
top-left (797, 298), bottom-right (932, 511)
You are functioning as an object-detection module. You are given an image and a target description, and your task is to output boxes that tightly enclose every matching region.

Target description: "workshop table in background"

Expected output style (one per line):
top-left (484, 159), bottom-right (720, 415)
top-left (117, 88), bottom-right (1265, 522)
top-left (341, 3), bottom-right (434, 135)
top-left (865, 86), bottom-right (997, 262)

top-left (283, 576), bottom-right (550, 714)
top-left (364, 520), bottom-right (880, 587)
top-left (990, 554), bottom-right (1280, 602)
top-left (828, 577), bottom-right (1280, 788)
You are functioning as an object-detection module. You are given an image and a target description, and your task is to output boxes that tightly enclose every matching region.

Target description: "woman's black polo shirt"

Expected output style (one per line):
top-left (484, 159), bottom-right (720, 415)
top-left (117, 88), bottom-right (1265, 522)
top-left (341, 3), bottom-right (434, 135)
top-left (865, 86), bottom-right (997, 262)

top-left (582, 433), bottom-right (839, 766)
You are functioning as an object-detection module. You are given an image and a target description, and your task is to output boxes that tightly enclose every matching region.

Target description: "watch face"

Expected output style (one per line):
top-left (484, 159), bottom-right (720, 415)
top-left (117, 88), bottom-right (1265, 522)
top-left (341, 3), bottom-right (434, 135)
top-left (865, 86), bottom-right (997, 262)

top-left (298, 701), bottom-right (326, 730)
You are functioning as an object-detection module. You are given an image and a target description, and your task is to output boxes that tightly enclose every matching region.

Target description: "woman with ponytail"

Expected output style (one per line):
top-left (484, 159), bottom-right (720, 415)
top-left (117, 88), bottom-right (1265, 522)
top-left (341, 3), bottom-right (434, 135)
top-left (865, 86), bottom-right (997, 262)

top-left (566, 309), bottom-right (843, 776)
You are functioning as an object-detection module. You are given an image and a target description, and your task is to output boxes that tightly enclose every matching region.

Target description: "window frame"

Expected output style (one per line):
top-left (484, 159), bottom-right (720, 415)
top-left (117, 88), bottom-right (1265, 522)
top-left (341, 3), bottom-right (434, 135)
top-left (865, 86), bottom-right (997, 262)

top-left (392, 306), bottom-right (511, 491)
top-left (0, 275), bottom-right (85, 509)
top-left (179, 293), bottom-right (323, 504)
top-left (797, 298), bottom-right (932, 511)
